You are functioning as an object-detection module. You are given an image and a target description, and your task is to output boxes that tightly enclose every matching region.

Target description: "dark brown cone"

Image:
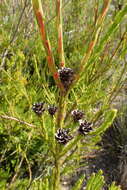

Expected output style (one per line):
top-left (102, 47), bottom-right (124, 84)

top-left (78, 120), bottom-right (93, 135)
top-left (48, 105), bottom-right (57, 116)
top-left (32, 102), bottom-right (45, 115)
top-left (71, 109), bottom-right (84, 122)
top-left (58, 67), bottom-right (74, 90)
top-left (55, 128), bottom-right (73, 144)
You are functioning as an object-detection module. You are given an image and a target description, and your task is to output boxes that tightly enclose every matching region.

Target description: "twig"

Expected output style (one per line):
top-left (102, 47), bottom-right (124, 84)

top-left (25, 155), bottom-right (32, 188)
top-left (7, 156), bottom-right (24, 190)
top-left (0, 115), bottom-right (36, 128)
top-left (0, 0), bottom-right (28, 70)
top-left (0, 49), bottom-right (9, 70)
top-left (10, 0), bottom-right (29, 44)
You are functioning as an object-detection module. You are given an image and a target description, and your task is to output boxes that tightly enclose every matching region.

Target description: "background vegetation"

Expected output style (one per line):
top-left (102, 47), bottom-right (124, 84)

top-left (0, 0), bottom-right (127, 189)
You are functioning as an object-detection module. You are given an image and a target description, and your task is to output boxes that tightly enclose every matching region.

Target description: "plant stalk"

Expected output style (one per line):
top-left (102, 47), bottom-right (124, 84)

top-left (53, 157), bottom-right (61, 190)
top-left (32, 0), bottom-right (65, 93)
top-left (56, 0), bottom-right (65, 67)
top-left (56, 93), bottom-right (67, 128)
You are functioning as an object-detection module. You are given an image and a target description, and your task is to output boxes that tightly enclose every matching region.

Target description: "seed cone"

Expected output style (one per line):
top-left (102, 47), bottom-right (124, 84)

top-left (71, 109), bottom-right (84, 122)
top-left (48, 105), bottom-right (57, 116)
top-left (78, 120), bottom-right (93, 135)
top-left (58, 67), bottom-right (74, 90)
top-left (55, 128), bottom-right (73, 144)
top-left (32, 102), bottom-right (45, 115)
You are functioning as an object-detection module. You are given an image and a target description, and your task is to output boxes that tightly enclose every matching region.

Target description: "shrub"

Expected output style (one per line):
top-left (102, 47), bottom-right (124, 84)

top-left (0, 0), bottom-right (127, 189)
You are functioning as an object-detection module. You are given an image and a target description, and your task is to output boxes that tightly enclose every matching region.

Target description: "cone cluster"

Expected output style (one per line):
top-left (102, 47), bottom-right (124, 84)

top-left (32, 103), bottom-right (57, 116)
top-left (55, 108), bottom-right (93, 144)
top-left (32, 103), bottom-right (93, 145)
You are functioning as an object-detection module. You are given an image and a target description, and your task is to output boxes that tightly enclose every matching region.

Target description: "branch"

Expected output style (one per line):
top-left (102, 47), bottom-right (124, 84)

top-left (80, 0), bottom-right (111, 72)
top-left (0, 115), bottom-right (36, 128)
top-left (71, 0), bottom-right (111, 87)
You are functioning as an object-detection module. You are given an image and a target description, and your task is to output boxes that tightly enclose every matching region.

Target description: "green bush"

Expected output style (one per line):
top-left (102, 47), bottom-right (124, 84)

top-left (0, 0), bottom-right (127, 189)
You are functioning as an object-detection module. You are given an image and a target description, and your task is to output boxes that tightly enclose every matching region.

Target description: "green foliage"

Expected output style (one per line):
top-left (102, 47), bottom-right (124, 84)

top-left (86, 170), bottom-right (105, 190)
top-left (71, 174), bottom-right (85, 190)
top-left (109, 182), bottom-right (121, 190)
top-left (91, 109), bottom-right (117, 135)
top-left (85, 170), bottom-right (121, 190)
